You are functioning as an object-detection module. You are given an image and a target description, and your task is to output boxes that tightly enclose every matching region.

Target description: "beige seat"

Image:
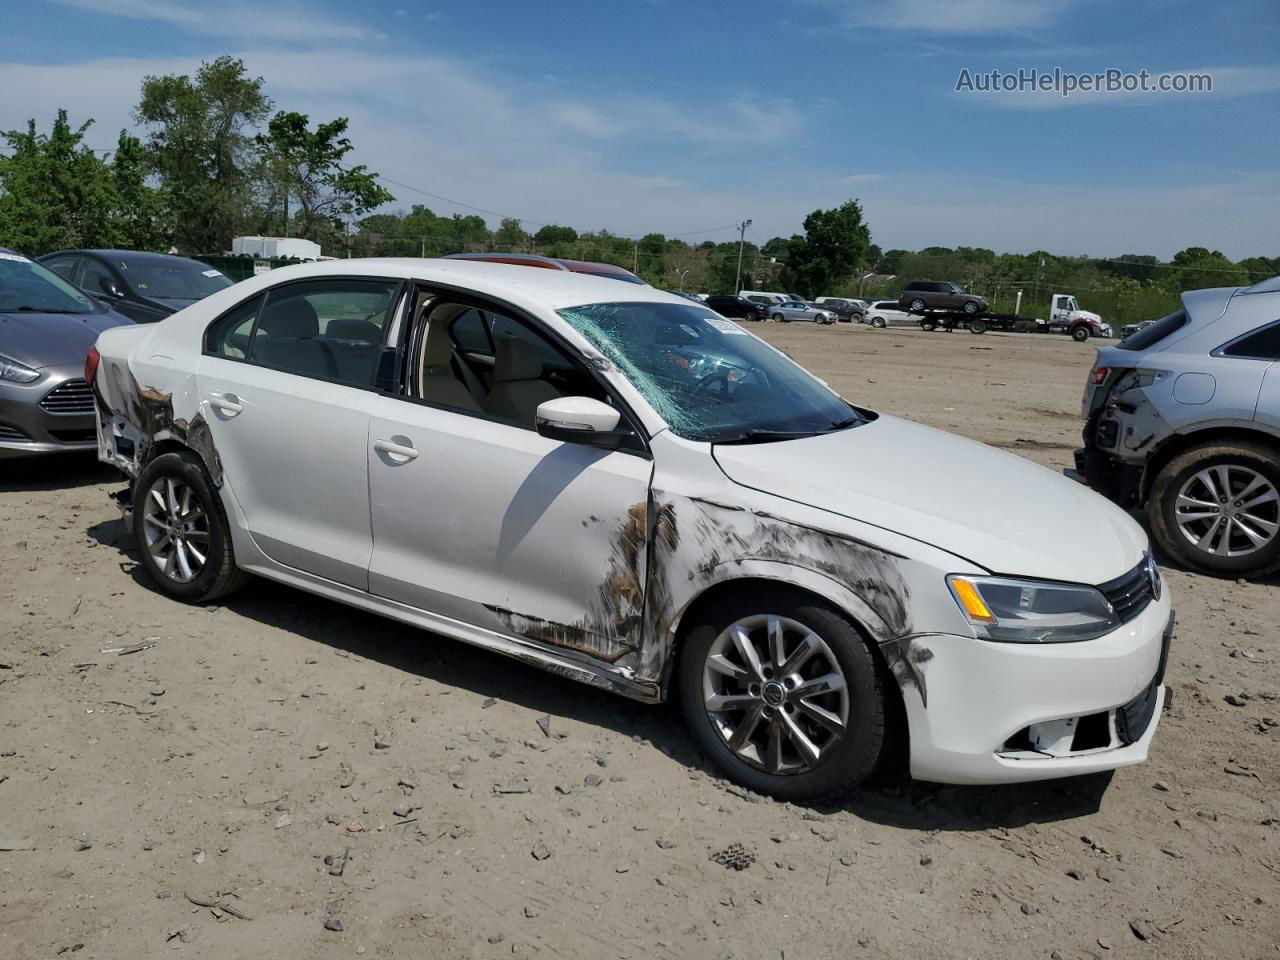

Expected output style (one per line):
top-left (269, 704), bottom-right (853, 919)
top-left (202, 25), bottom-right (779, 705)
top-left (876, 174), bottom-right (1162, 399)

top-left (485, 338), bottom-right (561, 426)
top-left (420, 307), bottom-right (483, 412)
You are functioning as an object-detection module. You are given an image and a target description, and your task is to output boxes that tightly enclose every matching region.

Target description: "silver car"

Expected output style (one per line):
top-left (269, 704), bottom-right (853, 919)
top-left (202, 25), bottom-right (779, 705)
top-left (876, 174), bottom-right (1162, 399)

top-left (0, 249), bottom-right (132, 460)
top-left (767, 300), bottom-right (836, 324)
top-left (1076, 275), bottom-right (1280, 577)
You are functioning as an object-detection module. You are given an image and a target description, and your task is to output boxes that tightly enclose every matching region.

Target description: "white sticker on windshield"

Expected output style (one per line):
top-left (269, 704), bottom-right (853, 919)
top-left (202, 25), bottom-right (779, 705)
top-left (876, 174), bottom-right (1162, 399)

top-left (0, 251), bottom-right (31, 263)
top-left (202, 269), bottom-right (223, 278)
top-left (704, 316), bottom-right (746, 335)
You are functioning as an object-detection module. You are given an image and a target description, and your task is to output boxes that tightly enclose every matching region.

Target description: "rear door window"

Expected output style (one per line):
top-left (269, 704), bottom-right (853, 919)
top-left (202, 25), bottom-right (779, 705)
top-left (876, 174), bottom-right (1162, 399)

top-left (1220, 321), bottom-right (1280, 361)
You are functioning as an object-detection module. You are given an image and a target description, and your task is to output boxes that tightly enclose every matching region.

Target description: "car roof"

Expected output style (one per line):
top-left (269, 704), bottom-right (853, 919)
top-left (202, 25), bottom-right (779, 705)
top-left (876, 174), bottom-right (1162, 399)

top-left (222, 257), bottom-right (687, 313)
top-left (443, 252), bottom-right (645, 284)
top-left (40, 249), bottom-right (208, 267)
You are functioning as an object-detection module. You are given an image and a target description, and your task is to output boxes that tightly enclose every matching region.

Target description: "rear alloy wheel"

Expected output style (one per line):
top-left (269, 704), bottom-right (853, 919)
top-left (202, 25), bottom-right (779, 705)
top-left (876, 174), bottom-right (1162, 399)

top-left (133, 451), bottom-right (250, 602)
top-left (1149, 442), bottom-right (1280, 578)
top-left (920, 319), bottom-right (938, 332)
top-left (871, 317), bottom-right (887, 328)
top-left (772, 312), bottom-right (785, 323)
top-left (909, 298), bottom-right (926, 313)
top-left (1071, 324), bottom-right (1091, 342)
top-left (678, 590), bottom-right (887, 800)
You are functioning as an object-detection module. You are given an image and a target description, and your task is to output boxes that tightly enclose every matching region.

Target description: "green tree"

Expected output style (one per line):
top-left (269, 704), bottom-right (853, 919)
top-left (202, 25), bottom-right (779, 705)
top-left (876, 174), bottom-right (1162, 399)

top-left (780, 199), bottom-right (870, 298)
top-left (109, 129), bottom-right (166, 250)
top-left (492, 216), bottom-right (530, 251)
top-left (135, 56), bottom-right (272, 252)
top-left (533, 224), bottom-right (577, 248)
top-left (256, 111), bottom-right (393, 243)
top-left (0, 110), bottom-right (118, 253)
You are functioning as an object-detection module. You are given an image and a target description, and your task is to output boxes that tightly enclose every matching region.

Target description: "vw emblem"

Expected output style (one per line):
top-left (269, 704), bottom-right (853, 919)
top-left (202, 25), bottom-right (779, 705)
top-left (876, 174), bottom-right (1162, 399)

top-left (1145, 553), bottom-right (1162, 600)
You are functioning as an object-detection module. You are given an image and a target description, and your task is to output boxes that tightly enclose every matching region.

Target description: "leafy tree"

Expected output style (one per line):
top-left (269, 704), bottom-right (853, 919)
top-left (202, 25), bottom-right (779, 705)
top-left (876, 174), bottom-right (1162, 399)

top-left (256, 111), bottom-right (392, 242)
top-left (0, 111), bottom-right (118, 253)
top-left (533, 224), bottom-right (577, 247)
top-left (135, 56), bottom-right (271, 252)
top-left (492, 217), bottom-right (530, 251)
top-left (761, 236), bottom-right (788, 259)
top-left (109, 129), bottom-right (166, 250)
top-left (780, 199), bottom-right (870, 298)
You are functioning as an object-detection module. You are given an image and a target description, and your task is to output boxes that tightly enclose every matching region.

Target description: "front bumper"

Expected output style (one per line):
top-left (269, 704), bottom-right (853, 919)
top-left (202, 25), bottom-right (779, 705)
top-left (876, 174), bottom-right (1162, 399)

top-left (0, 363), bottom-right (98, 460)
top-left (899, 588), bottom-right (1173, 785)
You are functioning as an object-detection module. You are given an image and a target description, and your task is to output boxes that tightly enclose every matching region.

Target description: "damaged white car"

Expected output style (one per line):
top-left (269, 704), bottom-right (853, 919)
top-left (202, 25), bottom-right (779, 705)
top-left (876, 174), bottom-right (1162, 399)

top-left (89, 260), bottom-right (1172, 799)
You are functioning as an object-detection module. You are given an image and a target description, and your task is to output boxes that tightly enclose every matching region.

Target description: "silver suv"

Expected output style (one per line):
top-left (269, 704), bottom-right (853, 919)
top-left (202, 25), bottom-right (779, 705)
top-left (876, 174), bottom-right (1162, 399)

top-left (1075, 276), bottom-right (1280, 578)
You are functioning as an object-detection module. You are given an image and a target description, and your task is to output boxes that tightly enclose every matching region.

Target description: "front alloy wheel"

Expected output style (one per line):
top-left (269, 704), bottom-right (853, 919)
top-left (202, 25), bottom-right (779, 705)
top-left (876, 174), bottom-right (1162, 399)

top-left (678, 590), bottom-right (888, 800)
top-left (703, 615), bottom-right (849, 775)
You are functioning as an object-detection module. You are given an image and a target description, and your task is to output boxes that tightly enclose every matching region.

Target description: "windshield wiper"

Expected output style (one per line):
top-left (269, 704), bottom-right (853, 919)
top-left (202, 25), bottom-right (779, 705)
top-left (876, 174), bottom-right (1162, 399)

top-left (715, 429), bottom-right (827, 445)
top-left (14, 306), bottom-right (87, 314)
top-left (715, 416), bottom-right (861, 445)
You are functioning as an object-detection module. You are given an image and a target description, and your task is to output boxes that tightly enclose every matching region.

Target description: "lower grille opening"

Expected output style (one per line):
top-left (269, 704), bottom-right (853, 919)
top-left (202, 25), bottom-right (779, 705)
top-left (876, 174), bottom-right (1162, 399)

top-left (1071, 712), bottom-right (1111, 751)
top-left (49, 428), bottom-right (97, 443)
top-left (0, 422), bottom-right (32, 443)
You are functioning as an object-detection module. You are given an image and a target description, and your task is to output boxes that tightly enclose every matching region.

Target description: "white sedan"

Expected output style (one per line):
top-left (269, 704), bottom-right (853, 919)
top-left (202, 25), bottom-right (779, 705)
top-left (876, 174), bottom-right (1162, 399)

top-left (89, 259), bottom-right (1171, 799)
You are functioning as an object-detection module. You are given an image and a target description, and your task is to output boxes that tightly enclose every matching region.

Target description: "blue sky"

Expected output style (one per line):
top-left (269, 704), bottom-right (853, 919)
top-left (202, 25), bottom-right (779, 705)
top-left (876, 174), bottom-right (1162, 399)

top-left (3, 0), bottom-right (1277, 257)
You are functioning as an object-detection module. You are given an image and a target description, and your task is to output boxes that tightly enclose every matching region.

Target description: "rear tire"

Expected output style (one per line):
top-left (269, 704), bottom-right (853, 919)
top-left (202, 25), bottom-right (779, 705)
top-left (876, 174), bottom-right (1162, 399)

top-left (970, 318), bottom-right (988, 334)
top-left (1148, 441), bottom-right (1280, 579)
top-left (677, 587), bottom-right (888, 801)
top-left (772, 312), bottom-right (785, 323)
top-left (871, 317), bottom-right (887, 328)
top-left (909, 298), bottom-right (926, 313)
top-left (919, 319), bottom-right (937, 332)
top-left (132, 451), bottom-right (250, 603)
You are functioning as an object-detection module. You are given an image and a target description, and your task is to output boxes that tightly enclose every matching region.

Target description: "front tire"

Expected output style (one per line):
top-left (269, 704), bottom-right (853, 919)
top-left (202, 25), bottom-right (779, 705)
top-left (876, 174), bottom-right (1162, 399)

top-left (1148, 441), bottom-right (1280, 578)
top-left (963, 300), bottom-right (980, 315)
top-left (969, 318), bottom-right (987, 334)
top-left (132, 451), bottom-right (250, 602)
top-left (678, 589), bottom-right (888, 801)
top-left (1071, 324), bottom-right (1090, 342)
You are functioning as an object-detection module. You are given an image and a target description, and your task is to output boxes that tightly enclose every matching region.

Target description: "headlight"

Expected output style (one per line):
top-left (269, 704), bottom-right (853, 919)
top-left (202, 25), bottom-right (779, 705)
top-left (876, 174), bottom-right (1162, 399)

top-left (947, 574), bottom-right (1119, 643)
top-left (0, 355), bottom-right (40, 383)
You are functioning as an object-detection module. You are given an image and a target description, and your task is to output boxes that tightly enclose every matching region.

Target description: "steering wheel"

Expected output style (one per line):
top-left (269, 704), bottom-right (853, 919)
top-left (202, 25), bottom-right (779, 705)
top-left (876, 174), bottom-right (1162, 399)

top-left (694, 370), bottom-right (735, 397)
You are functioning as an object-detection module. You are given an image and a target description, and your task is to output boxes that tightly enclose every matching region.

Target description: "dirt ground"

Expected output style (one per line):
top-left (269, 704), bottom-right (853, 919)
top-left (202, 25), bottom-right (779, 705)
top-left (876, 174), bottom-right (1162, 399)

top-left (1, 323), bottom-right (1277, 960)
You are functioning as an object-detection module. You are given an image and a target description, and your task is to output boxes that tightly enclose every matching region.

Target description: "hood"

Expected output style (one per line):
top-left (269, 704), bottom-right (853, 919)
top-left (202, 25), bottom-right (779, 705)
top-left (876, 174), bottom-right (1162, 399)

top-left (713, 414), bottom-right (1147, 583)
top-left (1079, 309), bottom-right (1103, 322)
top-left (142, 296), bottom-right (199, 314)
top-left (0, 310), bottom-right (132, 369)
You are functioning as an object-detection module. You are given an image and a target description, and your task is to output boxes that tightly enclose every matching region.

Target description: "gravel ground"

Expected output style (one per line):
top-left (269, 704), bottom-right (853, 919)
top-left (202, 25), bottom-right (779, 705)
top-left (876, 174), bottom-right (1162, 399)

top-left (1, 322), bottom-right (1276, 960)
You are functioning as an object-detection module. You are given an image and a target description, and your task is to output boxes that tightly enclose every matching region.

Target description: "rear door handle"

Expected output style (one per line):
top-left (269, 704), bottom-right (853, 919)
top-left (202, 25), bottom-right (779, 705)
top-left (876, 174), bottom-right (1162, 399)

top-left (208, 392), bottom-right (243, 416)
top-left (373, 437), bottom-right (419, 462)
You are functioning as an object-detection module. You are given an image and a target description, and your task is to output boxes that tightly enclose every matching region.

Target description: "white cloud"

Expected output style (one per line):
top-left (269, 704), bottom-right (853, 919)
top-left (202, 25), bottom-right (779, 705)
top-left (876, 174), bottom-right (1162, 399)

top-left (0, 48), bottom-right (1272, 259)
top-left (52, 0), bottom-right (373, 42)
top-left (817, 0), bottom-right (1076, 34)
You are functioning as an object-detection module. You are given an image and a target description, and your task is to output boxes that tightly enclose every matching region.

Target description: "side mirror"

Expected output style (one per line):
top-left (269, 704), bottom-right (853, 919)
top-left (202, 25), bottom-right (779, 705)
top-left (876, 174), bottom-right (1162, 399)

top-left (535, 396), bottom-right (624, 447)
top-left (98, 275), bottom-right (123, 298)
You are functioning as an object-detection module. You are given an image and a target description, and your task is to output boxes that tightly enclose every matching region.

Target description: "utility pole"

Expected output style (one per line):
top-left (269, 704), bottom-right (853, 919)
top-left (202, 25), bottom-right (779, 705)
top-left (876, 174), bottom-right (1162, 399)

top-left (633, 242), bottom-right (638, 274)
top-left (734, 219), bottom-right (752, 294)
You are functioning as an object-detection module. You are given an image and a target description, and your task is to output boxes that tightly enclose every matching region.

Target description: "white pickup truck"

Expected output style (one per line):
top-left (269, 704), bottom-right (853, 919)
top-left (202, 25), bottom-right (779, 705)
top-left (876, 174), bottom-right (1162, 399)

top-left (1045, 293), bottom-right (1113, 342)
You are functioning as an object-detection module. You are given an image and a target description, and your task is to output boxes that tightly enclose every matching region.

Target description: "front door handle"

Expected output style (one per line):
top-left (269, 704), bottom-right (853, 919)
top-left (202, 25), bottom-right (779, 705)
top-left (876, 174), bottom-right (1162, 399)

top-left (374, 437), bottom-right (419, 463)
top-left (208, 392), bottom-right (243, 416)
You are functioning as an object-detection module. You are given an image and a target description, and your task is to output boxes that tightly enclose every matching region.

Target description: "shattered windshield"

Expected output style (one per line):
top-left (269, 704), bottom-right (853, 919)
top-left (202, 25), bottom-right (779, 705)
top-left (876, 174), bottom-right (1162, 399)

top-left (558, 301), bottom-right (859, 443)
top-left (0, 253), bottom-right (98, 315)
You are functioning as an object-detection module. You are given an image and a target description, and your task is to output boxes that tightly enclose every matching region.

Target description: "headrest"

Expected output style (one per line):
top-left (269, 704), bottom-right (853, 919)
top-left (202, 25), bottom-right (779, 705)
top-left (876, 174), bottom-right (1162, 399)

top-left (258, 296), bottom-right (318, 339)
top-left (493, 337), bottom-right (543, 382)
top-left (326, 317), bottom-right (381, 342)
